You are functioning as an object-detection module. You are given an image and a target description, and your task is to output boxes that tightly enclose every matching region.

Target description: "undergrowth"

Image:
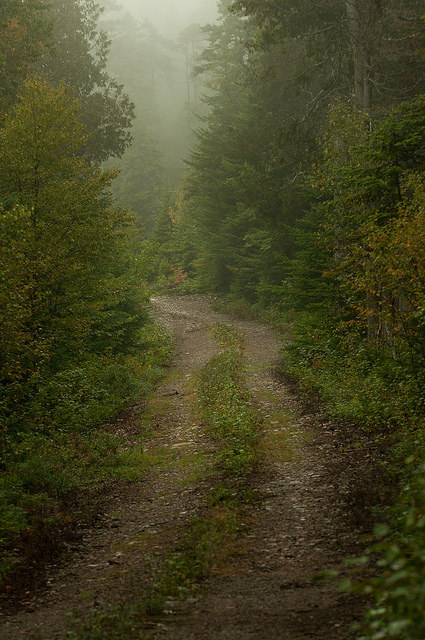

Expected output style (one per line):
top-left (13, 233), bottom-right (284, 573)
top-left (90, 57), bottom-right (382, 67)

top-left (352, 442), bottom-right (425, 640)
top-left (281, 317), bottom-right (425, 640)
top-left (0, 321), bottom-right (173, 587)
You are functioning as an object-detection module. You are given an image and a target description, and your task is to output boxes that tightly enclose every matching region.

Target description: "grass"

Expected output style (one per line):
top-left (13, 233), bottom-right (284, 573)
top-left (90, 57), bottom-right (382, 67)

top-left (259, 427), bottom-right (300, 463)
top-left (174, 450), bottom-right (212, 486)
top-left (0, 321), bottom-right (173, 589)
top-left (63, 321), bottom-right (263, 639)
top-left (198, 323), bottom-right (260, 476)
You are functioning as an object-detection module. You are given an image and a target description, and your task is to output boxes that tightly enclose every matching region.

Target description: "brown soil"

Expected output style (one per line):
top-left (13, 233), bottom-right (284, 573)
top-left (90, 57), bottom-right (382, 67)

top-left (0, 295), bottom-right (383, 640)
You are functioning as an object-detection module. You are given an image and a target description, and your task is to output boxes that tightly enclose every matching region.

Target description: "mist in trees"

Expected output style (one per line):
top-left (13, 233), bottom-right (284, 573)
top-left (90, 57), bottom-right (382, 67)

top-left (111, 0), bottom-right (218, 36)
top-left (100, 0), bottom-right (219, 219)
top-left (4, 1), bottom-right (425, 633)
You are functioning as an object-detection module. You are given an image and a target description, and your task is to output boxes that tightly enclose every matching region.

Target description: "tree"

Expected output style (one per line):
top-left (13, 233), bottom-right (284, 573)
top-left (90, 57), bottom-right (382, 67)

top-left (0, 77), bottom-right (145, 381)
top-left (111, 124), bottom-right (166, 237)
top-left (171, 2), bottom-right (311, 302)
top-left (313, 96), bottom-right (425, 351)
top-left (231, 0), bottom-right (425, 115)
top-left (40, 0), bottom-right (134, 161)
top-left (0, 0), bottom-right (51, 112)
top-left (179, 23), bottom-right (205, 106)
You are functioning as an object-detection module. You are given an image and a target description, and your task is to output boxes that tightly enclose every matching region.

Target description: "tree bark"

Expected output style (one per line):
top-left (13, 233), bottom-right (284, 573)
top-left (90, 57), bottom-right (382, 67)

top-left (345, 0), bottom-right (372, 112)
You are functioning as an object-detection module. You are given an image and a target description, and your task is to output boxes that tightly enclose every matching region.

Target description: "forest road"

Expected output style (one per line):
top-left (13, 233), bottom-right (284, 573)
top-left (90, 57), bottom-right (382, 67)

top-left (0, 294), bottom-right (380, 640)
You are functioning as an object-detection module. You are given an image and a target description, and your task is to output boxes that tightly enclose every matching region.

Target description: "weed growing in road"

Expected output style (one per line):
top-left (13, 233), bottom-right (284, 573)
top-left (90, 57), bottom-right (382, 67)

top-left (198, 324), bottom-right (259, 475)
top-left (143, 498), bottom-right (239, 616)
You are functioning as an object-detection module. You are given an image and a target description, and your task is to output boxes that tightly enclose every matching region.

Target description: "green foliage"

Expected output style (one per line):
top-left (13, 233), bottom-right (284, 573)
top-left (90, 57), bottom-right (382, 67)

top-left (231, 0), bottom-right (425, 110)
top-left (164, 1), bottom-right (321, 304)
top-left (284, 326), bottom-right (422, 428)
top-left (313, 98), bottom-right (425, 360)
top-left (0, 77), bottom-right (145, 381)
top-left (1, 319), bottom-right (172, 456)
top-left (0, 430), bottom-right (129, 579)
top-left (356, 451), bottom-right (425, 640)
top-left (198, 324), bottom-right (259, 475)
top-left (65, 607), bottom-right (142, 640)
top-left (0, 0), bottom-right (52, 111)
top-left (0, 0), bottom-right (134, 161)
top-left (0, 320), bottom-right (172, 585)
top-left (281, 96), bottom-right (425, 640)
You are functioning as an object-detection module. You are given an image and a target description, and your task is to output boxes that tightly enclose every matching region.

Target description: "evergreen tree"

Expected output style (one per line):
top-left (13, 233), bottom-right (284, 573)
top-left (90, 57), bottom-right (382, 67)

top-left (111, 124), bottom-right (166, 237)
top-left (40, 0), bottom-right (135, 161)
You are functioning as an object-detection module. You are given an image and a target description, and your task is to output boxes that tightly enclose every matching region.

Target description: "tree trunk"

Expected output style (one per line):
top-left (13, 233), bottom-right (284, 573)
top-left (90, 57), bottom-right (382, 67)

top-left (345, 0), bottom-right (372, 112)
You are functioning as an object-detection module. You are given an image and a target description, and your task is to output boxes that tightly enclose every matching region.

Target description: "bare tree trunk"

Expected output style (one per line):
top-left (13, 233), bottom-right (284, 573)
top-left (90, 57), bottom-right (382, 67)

top-left (345, 0), bottom-right (367, 110)
top-left (346, 1), bottom-right (381, 343)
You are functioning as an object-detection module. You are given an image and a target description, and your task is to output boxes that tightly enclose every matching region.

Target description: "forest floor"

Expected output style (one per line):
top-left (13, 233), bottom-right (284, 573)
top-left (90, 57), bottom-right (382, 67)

top-left (0, 295), bottom-right (385, 640)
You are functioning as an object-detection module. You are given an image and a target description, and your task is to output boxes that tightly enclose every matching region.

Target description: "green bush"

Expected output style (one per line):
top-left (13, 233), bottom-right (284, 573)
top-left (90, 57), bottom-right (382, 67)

top-left (0, 320), bottom-right (172, 585)
top-left (357, 450), bottom-right (425, 640)
top-left (282, 314), bottom-right (425, 640)
top-left (283, 319), bottom-right (424, 429)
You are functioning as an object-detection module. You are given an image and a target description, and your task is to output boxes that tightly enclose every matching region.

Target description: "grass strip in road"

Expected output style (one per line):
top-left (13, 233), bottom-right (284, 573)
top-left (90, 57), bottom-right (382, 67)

top-left (198, 323), bottom-right (260, 476)
top-left (65, 322), bottom-right (260, 639)
top-left (140, 323), bottom-right (260, 615)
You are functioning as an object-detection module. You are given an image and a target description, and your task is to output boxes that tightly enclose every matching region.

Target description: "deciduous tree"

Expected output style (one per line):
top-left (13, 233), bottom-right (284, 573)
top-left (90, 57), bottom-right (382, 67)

top-left (0, 77), bottom-right (145, 381)
top-left (0, 0), bottom-right (51, 112)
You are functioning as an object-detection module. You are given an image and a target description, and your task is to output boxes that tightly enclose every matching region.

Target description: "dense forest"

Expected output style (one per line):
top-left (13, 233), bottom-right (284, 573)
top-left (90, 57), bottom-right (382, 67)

top-left (162, 2), bottom-right (425, 637)
top-left (0, 0), bottom-right (173, 589)
top-left (2, 0), bottom-right (425, 637)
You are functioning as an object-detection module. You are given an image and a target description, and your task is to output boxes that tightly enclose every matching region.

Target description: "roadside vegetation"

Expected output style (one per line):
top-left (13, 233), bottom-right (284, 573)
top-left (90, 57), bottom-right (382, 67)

top-left (148, 3), bottom-right (425, 637)
top-left (0, 317), bottom-right (172, 587)
top-left (0, 2), bottom-right (171, 591)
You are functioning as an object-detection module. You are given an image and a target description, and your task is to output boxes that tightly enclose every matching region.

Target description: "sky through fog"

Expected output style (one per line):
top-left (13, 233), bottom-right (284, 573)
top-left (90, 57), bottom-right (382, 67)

top-left (115, 0), bottom-right (219, 35)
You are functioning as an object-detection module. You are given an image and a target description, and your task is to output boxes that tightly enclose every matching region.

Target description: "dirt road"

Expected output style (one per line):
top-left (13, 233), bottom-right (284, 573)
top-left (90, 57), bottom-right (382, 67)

top-left (0, 295), bottom-right (380, 640)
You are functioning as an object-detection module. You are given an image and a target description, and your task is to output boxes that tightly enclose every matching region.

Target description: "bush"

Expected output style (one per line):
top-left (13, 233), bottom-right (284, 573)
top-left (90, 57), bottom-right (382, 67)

top-left (357, 448), bottom-right (425, 640)
top-left (0, 320), bottom-right (172, 585)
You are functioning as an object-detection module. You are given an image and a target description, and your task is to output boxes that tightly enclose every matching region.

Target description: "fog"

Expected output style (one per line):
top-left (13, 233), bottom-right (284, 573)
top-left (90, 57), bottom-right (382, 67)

top-left (102, 0), bottom-right (219, 193)
top-left (116, 0), bottom-right (219, 37)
